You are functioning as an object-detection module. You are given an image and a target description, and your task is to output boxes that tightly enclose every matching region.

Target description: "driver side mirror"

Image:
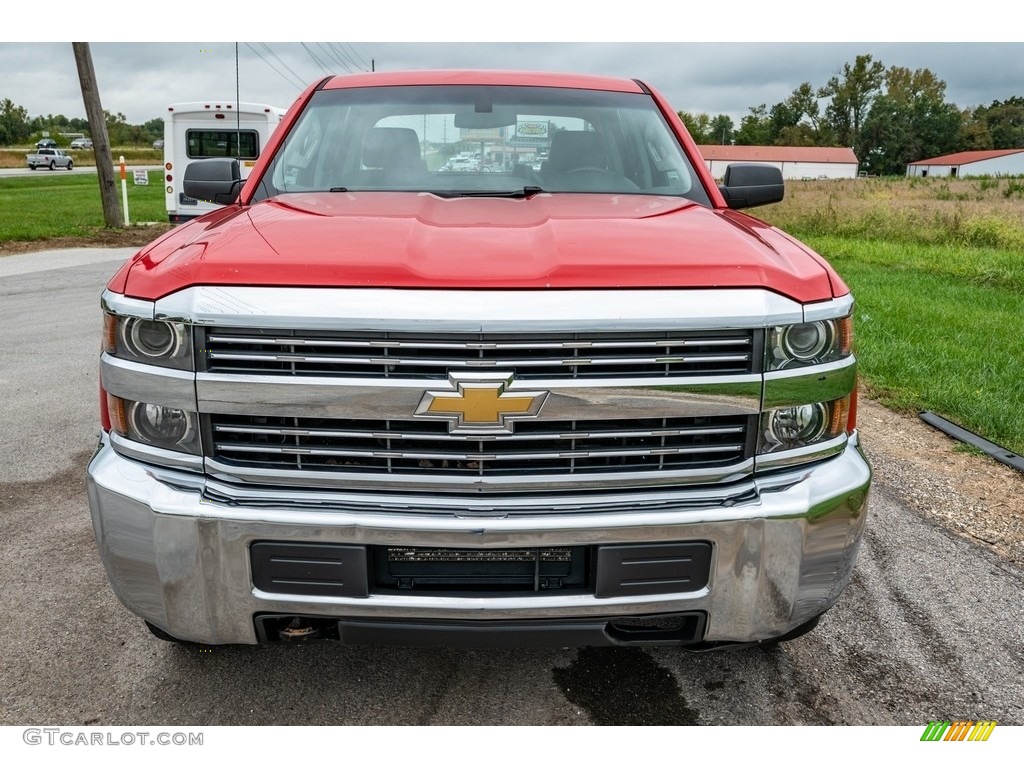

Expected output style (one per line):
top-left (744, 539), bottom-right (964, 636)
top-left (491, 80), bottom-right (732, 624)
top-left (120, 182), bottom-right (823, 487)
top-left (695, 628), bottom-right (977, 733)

top-left (183, 158), bottom-right (242, 205)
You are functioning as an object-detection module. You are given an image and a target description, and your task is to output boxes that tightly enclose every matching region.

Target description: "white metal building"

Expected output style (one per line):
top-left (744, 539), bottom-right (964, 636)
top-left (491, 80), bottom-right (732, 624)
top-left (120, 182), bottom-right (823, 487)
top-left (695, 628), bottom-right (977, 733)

top-left (697, 145), bottom-right (860, 180)
top-left (905, 149), bottom-right (1024, 178)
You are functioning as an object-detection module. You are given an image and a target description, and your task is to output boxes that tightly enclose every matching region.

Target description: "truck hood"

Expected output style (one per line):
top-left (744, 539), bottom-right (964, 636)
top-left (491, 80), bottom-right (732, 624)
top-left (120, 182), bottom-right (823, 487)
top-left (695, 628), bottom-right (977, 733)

top-left (120, 192), bottom-right (837, 302)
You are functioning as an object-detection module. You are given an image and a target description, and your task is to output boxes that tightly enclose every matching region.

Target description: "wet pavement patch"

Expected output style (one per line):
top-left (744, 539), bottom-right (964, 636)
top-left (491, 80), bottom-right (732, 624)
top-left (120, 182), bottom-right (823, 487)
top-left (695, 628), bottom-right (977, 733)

top-left (553, 647), bottom-right (700, 725)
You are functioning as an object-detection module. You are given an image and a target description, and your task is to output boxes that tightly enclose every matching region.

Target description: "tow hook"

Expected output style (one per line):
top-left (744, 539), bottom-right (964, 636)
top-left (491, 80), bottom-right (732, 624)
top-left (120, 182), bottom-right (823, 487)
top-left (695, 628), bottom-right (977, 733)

top-left (278, 617), bottom-right (321, 641)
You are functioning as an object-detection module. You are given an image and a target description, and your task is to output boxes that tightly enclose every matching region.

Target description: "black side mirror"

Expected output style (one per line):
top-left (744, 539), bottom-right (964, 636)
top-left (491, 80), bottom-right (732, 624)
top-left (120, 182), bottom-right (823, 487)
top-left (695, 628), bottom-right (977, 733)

top-left (183, 159), bottom-right (242, 205)
top-left (718, 163), bottom-right (785, 209)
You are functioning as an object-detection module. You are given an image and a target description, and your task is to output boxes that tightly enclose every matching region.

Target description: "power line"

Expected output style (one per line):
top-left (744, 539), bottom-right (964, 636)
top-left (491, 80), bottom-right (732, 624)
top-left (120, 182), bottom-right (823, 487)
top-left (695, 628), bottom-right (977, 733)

top-left (260, 43), bottom-right (310, 87)
top-left (333, 43), bottom-right (366, 72)
top-left (349, 43), bottom-right (373, 71)
top-left (328, 43), bottom-right (358, 72)
top-left (301, 42), bottom-right (331, 75)
top-left (330, 43), bottom-right (362, 73)
top-left (244, 43), bottom-right (304, 90)
top-left (315, 42), bottom-right (342, 72)
top-left (317, 42), bottom-right (352, 74)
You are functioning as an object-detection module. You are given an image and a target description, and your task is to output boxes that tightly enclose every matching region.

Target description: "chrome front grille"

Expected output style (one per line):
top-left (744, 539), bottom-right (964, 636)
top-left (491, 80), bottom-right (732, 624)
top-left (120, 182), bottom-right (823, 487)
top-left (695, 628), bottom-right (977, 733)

top-left (207, 413), bottom-right (755, 478)
top-left (198, 328), bottom-right (758, 379)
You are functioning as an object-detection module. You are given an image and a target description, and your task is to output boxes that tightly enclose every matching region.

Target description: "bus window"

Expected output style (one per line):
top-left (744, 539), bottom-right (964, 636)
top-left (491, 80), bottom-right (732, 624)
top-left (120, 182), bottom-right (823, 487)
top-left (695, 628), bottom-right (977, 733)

top-left (186, 130), bottom-right (259, 159)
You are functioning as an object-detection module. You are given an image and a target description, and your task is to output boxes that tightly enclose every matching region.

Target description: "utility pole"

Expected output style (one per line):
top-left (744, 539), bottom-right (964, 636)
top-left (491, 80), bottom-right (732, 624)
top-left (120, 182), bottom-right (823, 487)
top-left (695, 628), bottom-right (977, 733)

top-left (72, 42), bottom-right (122, 227)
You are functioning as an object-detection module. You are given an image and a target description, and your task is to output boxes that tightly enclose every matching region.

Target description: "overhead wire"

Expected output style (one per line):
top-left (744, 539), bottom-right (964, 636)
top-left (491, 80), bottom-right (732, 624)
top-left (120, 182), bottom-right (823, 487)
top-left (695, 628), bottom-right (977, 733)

top-left (348, 44), bottom-right (373, 71)
top-left (301, 42), bottom-right (332, 75)
top-left (259, 43), bottom-right (311, 87)
top-left (246, 40), bottom-right (372, 85)
top-left (243, 42), bottom-right (305, 90)
top-left (316, 42), bottom-right (352, 74)
top-left (330, 43), bottom-right (363, 73)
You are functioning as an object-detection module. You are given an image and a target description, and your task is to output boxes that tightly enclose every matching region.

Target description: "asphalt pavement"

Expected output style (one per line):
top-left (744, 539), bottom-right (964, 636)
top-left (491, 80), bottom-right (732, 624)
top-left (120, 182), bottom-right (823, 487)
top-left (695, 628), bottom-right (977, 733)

top-left (0, 165), bottom-right (161, 179)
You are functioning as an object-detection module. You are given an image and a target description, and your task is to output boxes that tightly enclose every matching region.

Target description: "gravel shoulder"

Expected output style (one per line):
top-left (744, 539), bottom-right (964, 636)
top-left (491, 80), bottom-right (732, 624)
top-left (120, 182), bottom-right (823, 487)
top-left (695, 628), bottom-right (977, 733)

top-left (857, 398), bottom-right (1024, 567)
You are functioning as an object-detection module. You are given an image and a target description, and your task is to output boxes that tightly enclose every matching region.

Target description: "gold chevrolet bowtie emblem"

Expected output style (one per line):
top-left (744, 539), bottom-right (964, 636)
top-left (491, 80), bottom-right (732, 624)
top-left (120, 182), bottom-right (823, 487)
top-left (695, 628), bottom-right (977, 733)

top-left (416, 373), bottom-right (548, 433)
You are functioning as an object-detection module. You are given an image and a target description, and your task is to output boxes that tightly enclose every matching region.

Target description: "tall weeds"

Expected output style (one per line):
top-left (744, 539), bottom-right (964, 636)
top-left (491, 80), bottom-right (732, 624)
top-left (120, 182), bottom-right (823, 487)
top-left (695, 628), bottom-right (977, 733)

top-left (762, 177), bottom-right (1024, 253)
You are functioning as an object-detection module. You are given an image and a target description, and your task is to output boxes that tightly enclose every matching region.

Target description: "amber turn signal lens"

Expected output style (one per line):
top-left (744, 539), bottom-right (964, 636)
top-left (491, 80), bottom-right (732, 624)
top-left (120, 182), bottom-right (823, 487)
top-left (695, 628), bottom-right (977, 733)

top-left (837, 315), bottom-right (854, 357)
top-left (102, 313), bottom-right (117, 354)
top-left (106, 394), bottom-right (127, 435)
top-left (829, 395), bottom-right (852, 438)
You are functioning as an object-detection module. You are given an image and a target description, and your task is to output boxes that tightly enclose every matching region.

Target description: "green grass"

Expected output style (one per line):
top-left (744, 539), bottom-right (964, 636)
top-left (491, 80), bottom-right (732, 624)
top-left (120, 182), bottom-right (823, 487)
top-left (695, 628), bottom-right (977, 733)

top-left (796, 235), bottom-right (1024, 456)
top-left (0, 173), bottom-right (166, 241)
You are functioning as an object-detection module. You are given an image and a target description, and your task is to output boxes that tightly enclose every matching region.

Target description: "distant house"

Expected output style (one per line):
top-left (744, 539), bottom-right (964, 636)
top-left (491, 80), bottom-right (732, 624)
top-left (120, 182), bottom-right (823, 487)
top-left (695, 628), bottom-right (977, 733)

top-left (697, 145), bottom-right (860, 180)
top-left (905, 149), bottom-right (1024, 178)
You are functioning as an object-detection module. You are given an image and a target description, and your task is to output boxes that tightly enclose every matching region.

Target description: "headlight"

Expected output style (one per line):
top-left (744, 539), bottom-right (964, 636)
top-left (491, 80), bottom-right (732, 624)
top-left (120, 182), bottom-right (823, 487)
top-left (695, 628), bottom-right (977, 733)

top-left (107, 395), bottom-right (201, 455)
top-left (103, 314), bottom-right (192, 370)
top-left (759, 396), bottom-right (850, 454)
top-left (767, 316), bottom-right (852, 371)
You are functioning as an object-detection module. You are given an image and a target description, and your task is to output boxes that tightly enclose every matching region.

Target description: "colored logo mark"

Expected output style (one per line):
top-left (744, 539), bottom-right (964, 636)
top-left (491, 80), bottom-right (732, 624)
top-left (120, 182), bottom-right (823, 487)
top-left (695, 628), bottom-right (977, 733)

top-left (920, 720), bottom-right (997, 742)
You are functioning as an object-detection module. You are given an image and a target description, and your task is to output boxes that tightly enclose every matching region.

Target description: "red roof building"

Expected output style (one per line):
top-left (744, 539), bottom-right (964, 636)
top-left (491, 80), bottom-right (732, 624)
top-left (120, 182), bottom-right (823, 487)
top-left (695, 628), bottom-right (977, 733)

top-left (906, 149), bottom-right (1024, 177)
top-left (697, 145), bottom-right (860, 180)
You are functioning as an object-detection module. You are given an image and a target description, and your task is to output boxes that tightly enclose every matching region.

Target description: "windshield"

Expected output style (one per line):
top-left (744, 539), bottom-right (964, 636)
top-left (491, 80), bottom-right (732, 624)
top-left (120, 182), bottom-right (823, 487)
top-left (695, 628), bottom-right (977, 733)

top-left (252, 85), bottom-right (711, 204)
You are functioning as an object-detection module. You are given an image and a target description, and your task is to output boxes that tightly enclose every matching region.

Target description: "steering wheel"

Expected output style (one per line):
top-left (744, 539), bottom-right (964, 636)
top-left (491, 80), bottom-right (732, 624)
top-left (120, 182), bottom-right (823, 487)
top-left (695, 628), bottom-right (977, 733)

top-left (565, 166), bottom-right (612, 174)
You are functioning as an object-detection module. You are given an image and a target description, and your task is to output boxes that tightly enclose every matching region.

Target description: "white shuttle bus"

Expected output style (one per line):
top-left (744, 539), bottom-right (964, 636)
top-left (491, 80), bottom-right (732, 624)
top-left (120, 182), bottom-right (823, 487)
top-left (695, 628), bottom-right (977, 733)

top-left (163, 101), bottom-right (286, 222)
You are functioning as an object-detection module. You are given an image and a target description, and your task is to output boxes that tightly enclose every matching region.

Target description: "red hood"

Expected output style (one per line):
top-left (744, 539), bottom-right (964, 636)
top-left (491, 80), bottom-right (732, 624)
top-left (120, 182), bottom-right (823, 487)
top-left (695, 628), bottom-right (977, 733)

top-left (117, 192), bottom-right (837, 302)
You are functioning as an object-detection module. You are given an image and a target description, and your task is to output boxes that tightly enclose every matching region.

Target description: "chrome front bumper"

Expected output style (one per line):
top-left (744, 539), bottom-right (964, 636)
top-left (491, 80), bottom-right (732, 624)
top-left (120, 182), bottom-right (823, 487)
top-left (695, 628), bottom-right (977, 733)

top-left (87, 434), bottom-right (870, 646)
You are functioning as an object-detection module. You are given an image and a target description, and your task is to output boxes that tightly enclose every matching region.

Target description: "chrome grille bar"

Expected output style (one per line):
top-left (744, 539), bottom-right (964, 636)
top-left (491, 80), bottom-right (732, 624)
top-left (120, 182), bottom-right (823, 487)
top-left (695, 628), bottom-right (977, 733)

top-left (213, 424), bottom-right (745, 442)
top-left (207, 352), bottom-right (752, 367)
top-left (206, 413), bottom-right (754, 482)
top-left (206, 335), bottom-right (753, 350)
top-left (213, 443), bottom-right (744, 461)
top-left (200, 328), bottom-right (758, 379)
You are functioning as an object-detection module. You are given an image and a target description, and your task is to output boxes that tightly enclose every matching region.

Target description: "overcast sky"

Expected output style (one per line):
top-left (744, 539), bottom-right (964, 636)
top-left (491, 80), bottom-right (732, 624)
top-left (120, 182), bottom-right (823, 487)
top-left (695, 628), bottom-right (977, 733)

top-left (4, 6), bottom-right (1021, 127)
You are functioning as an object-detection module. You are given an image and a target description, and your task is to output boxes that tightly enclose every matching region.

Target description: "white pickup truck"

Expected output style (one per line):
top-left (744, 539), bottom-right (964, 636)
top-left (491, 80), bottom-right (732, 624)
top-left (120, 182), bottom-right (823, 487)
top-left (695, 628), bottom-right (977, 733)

top-left (26, 147), bottom-right (74, 170)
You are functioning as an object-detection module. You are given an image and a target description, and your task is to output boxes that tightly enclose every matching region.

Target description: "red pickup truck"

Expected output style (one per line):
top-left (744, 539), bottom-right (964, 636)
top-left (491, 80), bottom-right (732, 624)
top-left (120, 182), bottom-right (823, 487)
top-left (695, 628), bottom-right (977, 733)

top-left (88, 70), bottom-right (870, 648)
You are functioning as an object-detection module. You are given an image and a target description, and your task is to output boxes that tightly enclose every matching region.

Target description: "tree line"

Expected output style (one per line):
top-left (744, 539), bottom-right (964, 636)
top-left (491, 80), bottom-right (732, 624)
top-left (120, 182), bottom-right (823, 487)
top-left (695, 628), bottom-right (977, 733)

top-left (0, 99), bottom-right (162, 147)
top-left (678, 54), bottom-right (1024, 175)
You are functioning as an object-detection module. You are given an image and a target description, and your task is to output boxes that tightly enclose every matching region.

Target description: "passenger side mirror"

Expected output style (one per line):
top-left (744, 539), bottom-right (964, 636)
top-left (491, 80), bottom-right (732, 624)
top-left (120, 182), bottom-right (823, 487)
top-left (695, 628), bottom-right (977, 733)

top-left (718, 163), bottom-right (785, 209)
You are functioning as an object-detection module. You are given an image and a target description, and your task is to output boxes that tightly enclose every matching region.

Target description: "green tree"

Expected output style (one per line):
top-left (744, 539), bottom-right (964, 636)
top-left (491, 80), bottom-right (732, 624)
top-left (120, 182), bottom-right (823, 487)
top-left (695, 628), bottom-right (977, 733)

top-left (143, 117), bottom-right (163, 142)
top-left (104, 110), bottom-right (129, 144)
top-left (735, 104), bottom-right (772, 145)
top-left (0, 98), bottom-right (32, 145)
top-left (978, 97), bottom-right (1024, 149)
top-left (960, 107), bottom-right (993, 150)
top-left (768, 101), bottom-right (801, 144)
top-left (775, 123), bottom-right (817, 146)
top-left (708, 114), bottom-right (735, 145)
top-left (819, 54), bottom-right (886, 149)
top-left (785, 81), bottom-right (833, 145)
top-left (678, 110), bottom-right (713, 144)
top-left (860, 66), bottom-right (962, 175)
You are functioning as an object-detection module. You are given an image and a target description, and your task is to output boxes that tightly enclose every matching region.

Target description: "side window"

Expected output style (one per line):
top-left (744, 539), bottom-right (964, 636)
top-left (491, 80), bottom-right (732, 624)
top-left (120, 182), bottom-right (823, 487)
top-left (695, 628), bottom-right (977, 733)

top-left (274, 111), bottom-right (326, 190)
top-left (642, 130), bottom-right (693, 194)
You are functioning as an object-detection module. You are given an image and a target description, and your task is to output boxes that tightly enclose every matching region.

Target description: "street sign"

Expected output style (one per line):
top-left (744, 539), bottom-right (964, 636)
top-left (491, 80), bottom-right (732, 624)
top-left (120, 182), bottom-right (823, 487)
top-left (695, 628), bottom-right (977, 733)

top-left (133, 169), bottom-right (149, 185)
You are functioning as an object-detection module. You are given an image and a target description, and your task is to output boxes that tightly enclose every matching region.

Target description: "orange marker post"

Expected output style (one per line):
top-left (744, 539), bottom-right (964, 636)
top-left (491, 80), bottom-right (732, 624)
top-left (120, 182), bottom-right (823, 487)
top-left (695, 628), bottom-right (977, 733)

top-left (119, 155), bottom-right (130, 226)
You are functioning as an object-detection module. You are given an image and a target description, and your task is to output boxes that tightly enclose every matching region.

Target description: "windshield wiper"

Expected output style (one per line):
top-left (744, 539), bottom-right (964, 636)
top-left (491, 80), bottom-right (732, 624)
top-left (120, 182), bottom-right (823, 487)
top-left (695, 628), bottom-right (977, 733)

top-left (437, 186), bottom-right (545, 199)
top-left (328, 186), bottom-right (546, 198)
